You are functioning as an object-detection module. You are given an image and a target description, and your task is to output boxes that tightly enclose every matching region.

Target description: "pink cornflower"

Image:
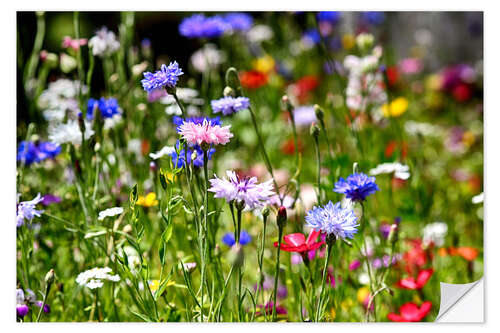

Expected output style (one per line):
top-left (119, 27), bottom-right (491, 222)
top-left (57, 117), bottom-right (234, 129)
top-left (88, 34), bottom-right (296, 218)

top-left (178, 119), bottom-right (233, 146)
top-left (62, 36), bottom-right (88, 50)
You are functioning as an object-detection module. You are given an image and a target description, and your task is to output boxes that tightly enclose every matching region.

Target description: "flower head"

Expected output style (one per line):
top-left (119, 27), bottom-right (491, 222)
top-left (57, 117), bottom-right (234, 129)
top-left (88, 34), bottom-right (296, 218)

top-left (76, 267), bottom-right (120, 289)
top-left (273, 229), bottom-right (324, 253)
top-left (222, 230), bottom-right (252, 247)
top-left (334, 172), bottom-right (379, 202)
top-left (224, 13), bottom-right (253, 32)
top-left (208, 170), bottom-right (274, 210)
top-left (48, 120), bottom-right (95, 145)
top-left (86, 97), bottom-right (121, 119)
top-left (88, 27), bottom-right (120, 57)
top-left (396, 269), bottom-right (434, 290)
top-left (179, 14), bottom-right (229, 38)
top-left (169, 140), bottom-right (215, 168)
top-left (369, 162), bottom-right (410, 180)
top-left (17, 141), bottom-right (61, 166)
top-left (178, 119), bottom-right (233, 146)
top-left (16, 193), bottom-right (44, 227)
top-left (136, 192), bottom-right (158, 207)
top-left (62, 36), bottom-right (87, 50)
top-left (141, 62), bottom-right (184, 92)
top-left (211, 96), bottom-right (250, 116)
top-left (387, 301), bottom-right (432, 322)
top-left (305, 201), bottom-right (359, 240)
top-left (98, 207), bottom-right (124, 221)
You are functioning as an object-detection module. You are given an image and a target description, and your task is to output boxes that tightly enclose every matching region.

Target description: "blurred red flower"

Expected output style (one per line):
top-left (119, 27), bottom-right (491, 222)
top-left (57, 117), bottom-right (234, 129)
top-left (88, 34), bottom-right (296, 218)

top-left (387, 301), bottom-right (432, 322)
top-left (396, 269), bottom-right (433, 290)
top-left (293, 75), bottom-right (319, 103)
top-left (281, 138), bottom-right (304, 155)
top-left (274, 230), bottom-right (324, 253)
top-left (240, 70), bottom-right (268, 89)
top-left (386, 66), bottom-right (400, 86)
top-left (403, 239), bottom-right (431, 275)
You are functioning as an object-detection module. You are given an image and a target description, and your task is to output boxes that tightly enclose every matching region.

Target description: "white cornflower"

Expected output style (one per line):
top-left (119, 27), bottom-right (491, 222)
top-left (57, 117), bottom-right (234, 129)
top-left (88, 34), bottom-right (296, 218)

top-left (16, 193), bottom-right (44, 227)
top-left (247, 24), bottom-right (273, 43)
top-left (38, 79), bottom-right (88, 124)
top-left (76, 267), bottom-right (120, 289)
top-left (48, 120), bottom-right (95, 145)
top-left (149, 146), bottom-right (176, 160)
top-left (423, 222), bottom-right (448, 247)
top-left (159, 88), bottom-right (203, 106)
top-left (98, 207), bottom-right (124, 221)
top-left (472, 192), bottom-right (484, 204)
top-left (190, 44), bottom-right (226, 73)
top-left (369, 162), bottom-right (410, 180)
top-left (89, 27), bottom-right (120, 57)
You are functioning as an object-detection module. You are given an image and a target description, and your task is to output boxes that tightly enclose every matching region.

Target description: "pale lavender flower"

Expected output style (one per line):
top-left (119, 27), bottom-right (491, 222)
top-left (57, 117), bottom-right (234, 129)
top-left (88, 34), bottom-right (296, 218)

top-left (141, 62), bottom-right (184, 92)
top-left (208, 170), bottom-right (275, 210)
top-left (305, 201), bottom-right (359, 239)
top-left (211, 96), bottom-right (250, 115)
top-left (16, 193), bottom-right (44, 227)
top-left (292, 106), bottom-right (317, 127)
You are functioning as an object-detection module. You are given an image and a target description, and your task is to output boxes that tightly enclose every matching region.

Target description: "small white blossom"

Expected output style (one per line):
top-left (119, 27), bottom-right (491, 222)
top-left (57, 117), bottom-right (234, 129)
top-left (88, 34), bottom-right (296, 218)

top-left (149, 146), bottom-right (175, 160)
top-left (404, 121), bottom-right (442, 137)
top-left (98, 207), bottom-right (124, 221)
top-left (76, 267), bottom-right (120, 289)
top-left (369, 162), bottom-right (410, 180)
top-left (48, 120), bottom-right (95, 145)
top-left (247, 24), bottom-right (273, 43)
top-left (190, 44), bottom-right (226, 73)
top-left (472, 192), bottom-right (484, 204)
top-left (423, 222), bottom-right (448, 247)
top-left (89, 27), bottom-right (120, 57)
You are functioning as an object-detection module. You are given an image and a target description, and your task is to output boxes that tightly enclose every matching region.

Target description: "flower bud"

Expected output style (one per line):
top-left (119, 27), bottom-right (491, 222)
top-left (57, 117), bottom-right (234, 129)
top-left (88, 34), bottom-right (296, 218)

top-left (310, 123), bottom-right (320, 138)
top-left (356, 33), bottom-right (374, 52)
top-left (261, 206), bottom-right (270, 219)
top-left (277, 206), bottom-right (287, 229)
top-left (159, 169), bottom-right (168, 190)
top-left (149, 161), bottom-right (157, 172)
top-left (223, 86), bottom-right (235, 97)
top-left (281, 95), bottom-right (293, 112)
top-left (228, 243), bottom-right (244, 268)
top-left (60, 53), bottom-right (77, 73)
top-left (314, 104), bottom-right (324, 121)
top-left (45, 268), bottom-right (55, 286)
top-left (165, 85), bottom-right (177, 96)
top-left (388, 224), bottom-right (398, 244)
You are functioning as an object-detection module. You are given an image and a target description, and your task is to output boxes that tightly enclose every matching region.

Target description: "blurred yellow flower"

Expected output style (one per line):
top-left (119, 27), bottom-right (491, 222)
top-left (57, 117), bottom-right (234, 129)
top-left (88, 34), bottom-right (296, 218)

top-left (357, 286), bottom-right (370, 304)
top-left (342, 34), bottom-right (356, 50)
top-left (252, 55), bottom-right (275, 74)
top-left (463, 131), bottom-right (475, 147)
top-left (341, 298), bottom-right (354, 312)
top-left (382, 97), bottom-right (409, 117)
top-left (329, 307), bottom-right (336, 321)
top-left (425, 74), bottom-right (442, 91)
top-left (149, 279), bottom-right (160, 293)
top-left (137, 192), bottom-right (158, 207)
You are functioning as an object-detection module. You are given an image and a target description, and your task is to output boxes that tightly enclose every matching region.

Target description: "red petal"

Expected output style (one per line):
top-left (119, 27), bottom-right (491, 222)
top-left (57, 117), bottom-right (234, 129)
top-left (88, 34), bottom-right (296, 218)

top-left (387, 313), bottom-right (405, 322)
top-left (417, 301), bottom-right (432, 320)
top-left (283, 233), bottom-right (306, 247)
top-left (305, 230), bottom-right (321, 245)
top-left (307, 241), bottom-right (325, 252)
top-left (400, 302), bottom-right (421, 321)
top-left (397, 277), bottom-right (418, 290)
top-left (416, 269), bottom-right (433, 288)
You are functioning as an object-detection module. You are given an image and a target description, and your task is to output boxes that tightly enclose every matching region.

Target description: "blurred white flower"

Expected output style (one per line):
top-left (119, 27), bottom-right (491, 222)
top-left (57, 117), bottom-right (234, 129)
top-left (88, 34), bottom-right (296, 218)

top-left (190, 44), bottom-right (226, 73)
top-left (472, 192), bottom-right (484, 204)
top-left (48, 120), bottom-right (94, 145)
top-left (247, 24), bottom-right (273, 43)
top-left (76, 267), bottom-right (120, 289)
top-left (423, 222), bottom-right (448, 247)
top-left (89, 27), bottom-right (120, 57)
top-left (38, 79), bottom-right (87, 124)
top-left (149, 146), bottom-right (175, 160)
top-left (404, 121), bottom-right (442, 137)
top-left (369, 162), bottom-right (410, 180)
top-left (98, 207), bottom-right (124, 221)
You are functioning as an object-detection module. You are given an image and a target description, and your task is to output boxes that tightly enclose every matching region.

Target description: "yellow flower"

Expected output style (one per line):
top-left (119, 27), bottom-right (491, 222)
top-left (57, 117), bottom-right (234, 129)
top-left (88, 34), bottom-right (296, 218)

top-left (425, 74), bottom-right (442, 91)
top-left (137, 192), bottom-right (158, 207)
top-left (329, 307), bottom-right (336, 321)
top-left (357, 286), bottom-right (370, 304)
top-left (149, 279), bottom-right (160, 293)
top-left (252, 55), bottom-right (275, 74)
top-left (382, 97), bottom-right (409, 117)
top-left (342, 34), bottom-right (356, 50)
top-left (462, 131), bottom-right (475, 147)
top-left (341, 298), bottom-right (353, 312)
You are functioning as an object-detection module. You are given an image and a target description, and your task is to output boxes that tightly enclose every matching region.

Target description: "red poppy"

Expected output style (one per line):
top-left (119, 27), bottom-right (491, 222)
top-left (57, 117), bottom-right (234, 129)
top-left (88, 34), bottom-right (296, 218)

top-left (293, 75), bottom-right (319, 104)
top-left (273, 230), bottom-right (324, 253)
top-left (386, 66), bottom-right (400, 86)
top-left (281, 138), bottom-right (304, 155)
top-left (403, 239), bottom-right (431, 275)
top-left (396, 269), bottom-right (433, 290)
top-left (239, 70), bottom-right (268, 89)
top-left (387, 301), bottom-right (432, 322)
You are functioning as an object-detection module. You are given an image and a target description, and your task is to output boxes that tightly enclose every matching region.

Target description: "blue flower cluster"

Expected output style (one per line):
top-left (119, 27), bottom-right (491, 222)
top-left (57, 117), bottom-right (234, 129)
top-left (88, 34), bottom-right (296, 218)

top-left (222, 230), bottom-right (252, 247)
top-left (211, 96), bottom-right (250, 116)
top-left (362, 12), bottom-right (386, 25)
top-left (305, 201), bottom-right (359, 240)
top-left (172, 116), bottom-right (222, 133)
top-left (333, 172), bottom-right (380, 202)
top-left (17, 141), bottom-right (61, 166)
top-left (141, 62), bottom-right (184, 92)
top-left (170, 140), bottom-right (216, 168)
top-left (86, 97), bottom-right (121, 119)
top-left (317, 11), bottom-right (342, 24)
top-left (179, 13), bottom-right (253, 38)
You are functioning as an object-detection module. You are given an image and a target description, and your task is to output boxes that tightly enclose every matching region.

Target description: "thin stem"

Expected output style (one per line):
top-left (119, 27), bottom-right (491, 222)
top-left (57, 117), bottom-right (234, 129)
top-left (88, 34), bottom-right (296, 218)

top-left (272, 226), bottom-right (283, 321)
top-left (315, 241), bottom-right (332, 321)
top-left (173, 93), bottom-right (187, 119)
top-left (313, 134), bottom-right (322, 204)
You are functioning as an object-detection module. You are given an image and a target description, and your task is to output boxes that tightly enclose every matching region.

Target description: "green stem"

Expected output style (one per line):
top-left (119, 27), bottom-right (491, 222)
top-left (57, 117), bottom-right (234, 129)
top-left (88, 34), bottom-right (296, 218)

top-left (272, 226), bottom-right (283, 321)
top-left (315, 241), bottom-right (332, 321)
top-left (313, 134), bottom-right (322, 204)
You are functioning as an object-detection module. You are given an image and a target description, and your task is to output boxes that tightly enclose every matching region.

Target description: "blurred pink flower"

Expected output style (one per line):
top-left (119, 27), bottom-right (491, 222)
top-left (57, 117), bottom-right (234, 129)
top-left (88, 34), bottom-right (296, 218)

top-left (62, 36), bottom-right (88, 50)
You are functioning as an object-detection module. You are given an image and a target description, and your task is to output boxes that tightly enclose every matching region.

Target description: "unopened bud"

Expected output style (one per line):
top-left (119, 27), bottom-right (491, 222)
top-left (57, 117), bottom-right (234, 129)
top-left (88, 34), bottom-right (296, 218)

top-left (60, 53), bottom-right (77, 73)
top-left (228, 243), bottom-right (244, 268)
top-left (356, 33), bottom-right (374, 52)
top-left (314, 104), bottom-right (324, 121)
top-left (310, 123), bottom-right (320, 138)
top-left (277, 206), bottom-right (287, 228)
top-left (388, 224), bottom-right (398, 244)
top-left (281, 95), bottom-right (293, 111)
top-left (45, 269), bottom-right (55, 286)
top-left (165, 85), bottom-right (177, 96)
top-left (225, 67), bottom-right (242, 94)
top-left (223, 86), bottom-right (235, 97)
top-left (262, 206), bottom-right (270, 219)
top-left (149, 161), bottom-right (157, 172)
top-left (159, 169), bottom-right (168, 190)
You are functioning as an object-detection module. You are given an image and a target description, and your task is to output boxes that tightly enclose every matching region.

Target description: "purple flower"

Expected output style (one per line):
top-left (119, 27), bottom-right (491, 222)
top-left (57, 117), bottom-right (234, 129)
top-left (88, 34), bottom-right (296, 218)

top-left (41, 194), bottom-right (61, 206)
top-left (305, 201), bottom-right (359, 239)
top-left (349, 259), bottom-right (361, 271)
top-left (141, 62), bottom-right (183, 92)
top-left (16, 304), bottom-right (29, 318)
top-left (222, 230), bottom-right (252, 247)
top-left (35, 301), bottom-right (51, 313)
top-left (169, 140), bottom-right (215, 169)
top-left (224, 13), bottom-right (253, 32)
top-left (333, 172), bottom-right (380, 202)
top-left (211, 96), bottom-right (250, 116)
top-left (317, 11), bottom-right (341, 24)
top-left (292, 106), bottom-right (317, 127)
top-left (179, 14), bottom-right (229, 38)
top-left (361, 12), bottom-right (386, 25)
top-left (208, 170), bottom-right (275, 210)
top-left (17, 141), bottom-right (61, 166)
top-left (16, 193), bottom-right (44, 227)
top-left (379, 223), bottom-right (392, 239)
top-left (86, 97), bottom-right (121, 119)
top-left (372, 257), bottom-right (383, 269)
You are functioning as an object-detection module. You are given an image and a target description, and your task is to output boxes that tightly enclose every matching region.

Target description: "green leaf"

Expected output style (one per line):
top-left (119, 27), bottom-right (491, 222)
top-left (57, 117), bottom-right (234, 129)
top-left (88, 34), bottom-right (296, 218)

top-left (163, 223), bottom-right (174, 244)
top-left (130, 310), bottom-right (152, 322)
top-left (84, 229), bottom-right (107, 239)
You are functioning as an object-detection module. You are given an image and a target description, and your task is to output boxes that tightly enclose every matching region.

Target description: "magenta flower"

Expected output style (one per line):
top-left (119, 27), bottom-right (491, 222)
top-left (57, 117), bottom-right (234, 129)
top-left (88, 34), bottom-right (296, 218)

top-left (178, 119), bottom-right (233, 146)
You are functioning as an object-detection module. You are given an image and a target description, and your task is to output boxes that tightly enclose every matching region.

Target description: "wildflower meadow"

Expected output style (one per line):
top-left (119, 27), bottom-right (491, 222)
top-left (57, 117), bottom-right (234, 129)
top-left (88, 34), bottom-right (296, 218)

top-left (16, 11), bottom-right (483, 322)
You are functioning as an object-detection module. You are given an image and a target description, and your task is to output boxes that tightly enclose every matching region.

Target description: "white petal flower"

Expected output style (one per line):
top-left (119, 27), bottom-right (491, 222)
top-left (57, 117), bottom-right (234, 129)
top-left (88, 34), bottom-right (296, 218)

top-left (98, 207), bottom-right (124, 221)
top-left (149, 146), bottom-right (176, 160)
top-left (76, 267), bottom-right (120, 289)
top-left (89, 27), bottom-right (120, 57)
top-left (423, 222), bottom-right (448, 247)
top-left (369, 162), bottom-right (410, 180)
top-left (48, 120), bottom-right (94, 145)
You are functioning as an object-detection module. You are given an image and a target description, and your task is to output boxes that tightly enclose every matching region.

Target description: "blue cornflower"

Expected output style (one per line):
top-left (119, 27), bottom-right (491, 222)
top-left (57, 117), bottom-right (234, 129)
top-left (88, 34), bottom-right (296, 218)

top-left (305, 201), bottom-right (359, 239)
top-left (87, 97), bottom-right (121, 119)
top-left (333, 172), bottom-right (380, 202)
top-left (303, 29), bottom-right (321, 44)
top-left (16, 193), bottom-right (44, 227)
top-left (37, 142), bottom-right (62, 159)
top-left (141, 62), bottom-right (184, 92)
top-left (17, 141), bottom-right (61, 166)
top-left (362, 12), bottom-right (386, 25)
top-left (317, 11), bottom-right (341, 24)
top-left (172, 116), bottom-right (222, 133)
top-left (211, 96), bottom-right (250, 116)
top-left (170, 140), bottom-right (215, 168)
top-left (222, 230), bottom-right (252, 247)
top-left (179, 14), bottom-right (229, 38)
top-left (224, 13), bottom-right (253, 32)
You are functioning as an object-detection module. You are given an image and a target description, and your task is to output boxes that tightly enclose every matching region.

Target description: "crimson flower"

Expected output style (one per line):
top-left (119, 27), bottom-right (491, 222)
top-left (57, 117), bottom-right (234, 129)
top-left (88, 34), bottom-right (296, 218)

top-left (240, 70), bottom-right (268, 89)
top-left (387, 301), bottom-right (432, 322)
top-left (273, 230), bottom-right (324, 253)
top-left (396, 269), bottom-right (433, 290)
